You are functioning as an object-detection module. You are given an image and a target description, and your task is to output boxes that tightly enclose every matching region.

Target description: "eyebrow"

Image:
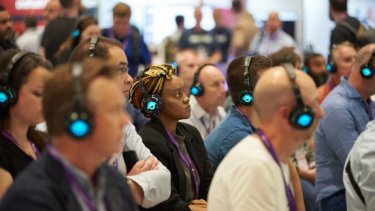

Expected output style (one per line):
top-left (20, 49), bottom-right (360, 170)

top-left (119, 61), bottom-right (128, 66)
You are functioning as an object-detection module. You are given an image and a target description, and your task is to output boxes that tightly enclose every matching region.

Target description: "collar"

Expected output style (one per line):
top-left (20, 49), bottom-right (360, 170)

top-left (190, 95), bottom-right (218, 120)
top-left (340, 76), bottom-right (363, 99)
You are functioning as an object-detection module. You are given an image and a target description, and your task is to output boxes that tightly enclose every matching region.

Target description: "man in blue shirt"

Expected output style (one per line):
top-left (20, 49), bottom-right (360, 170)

top-left (205, 55), bottom-right (272, 169)
top-left (315, 43), bottom-right (375, 211)
top-left (102, 2), bottom-right (151, 78)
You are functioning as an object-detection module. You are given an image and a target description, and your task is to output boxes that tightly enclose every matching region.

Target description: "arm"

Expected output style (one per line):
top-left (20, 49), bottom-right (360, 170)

top-left (0, 168), bottom-right (13, 201)
top-left (124, 124), bottom-right (171, 208)
top-left (321, 105), bottom-right (359, 164)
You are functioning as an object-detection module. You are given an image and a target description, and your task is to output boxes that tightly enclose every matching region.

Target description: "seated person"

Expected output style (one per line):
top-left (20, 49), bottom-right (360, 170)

top-left (129, 64), bottom-right (214, 211)
top-left (0, 49), bottom-right (52, 200)
top-left (69, 36), bottom-right (171, 208)
top-left (0, 59), bottom-right (137, 210)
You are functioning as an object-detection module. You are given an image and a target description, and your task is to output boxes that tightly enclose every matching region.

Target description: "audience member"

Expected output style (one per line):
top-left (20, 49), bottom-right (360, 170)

top-left (0, 50), bottom-right (52, 200)
top-left (0, 59), bottom-right (138, 210)
top-left (304, 53), bottom-right (328, 87)
top-left (269, 47), bottom-right (303, 69)
top-left (102, 2), bottom-right (152, 78)
top-left (0, 5), bottom-right (17, 55)
top-left (250, 12), bottom-right (297, 56)
top-left (205, 55), bottom-right (272, 169)
top-left (344, 121), bottom-right (375, 210)
top-left (178, 7), bottom-right (222, 64)
top-left (210, 9), bottom-right (231, 63)
top-left (208, 64), bottom-right (323, 211)
top-left (174, 48), bottom-right (201, 90)
top-left (70, 36), bottom-right (171, 208)
top-left (16, 16), bottom-right (42, 54)
top-left (43, 0), bottom-right (62, 23)
top-left (315, 43), bottom-right (375, 211)
top-left (55, 15), bottom-right (100, 65)
top-left (130, 64), bottom-right (214, 211)
top-left (163, 15), bottom-right (185, 63)
top-left (181, 64), bottom-right (226, 139)
top-left (40, 0), bottom-right (79, 65)
top-left (317, 41), bottom-right (356, 103)
top-left (229, 0), bottom-right (258, 58)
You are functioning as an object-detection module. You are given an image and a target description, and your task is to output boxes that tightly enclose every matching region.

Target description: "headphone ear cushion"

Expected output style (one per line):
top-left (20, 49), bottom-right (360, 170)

top-left (239, 90), bottom-right (253, 106)
top-left (0, 87), bottom-right (17, 107)
top-left (65, 111), bottom-right (93, 139)
top-left (360, 65), bottom-right (375, 79)
top-left (190, 83), bottom-right (204, 97)
top-left (142, 94), bottom-right (162, 116)
top-left (290, 106), bottom-right (315, 129)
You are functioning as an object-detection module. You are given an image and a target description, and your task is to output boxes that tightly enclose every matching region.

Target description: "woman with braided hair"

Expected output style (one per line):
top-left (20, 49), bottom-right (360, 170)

top-left (130, 64), bottom-right (213, 211)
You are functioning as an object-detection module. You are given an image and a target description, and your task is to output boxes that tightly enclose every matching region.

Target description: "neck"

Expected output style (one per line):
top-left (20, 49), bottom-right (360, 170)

top-left (157, 116), bottom-right (178, 134)
top-left (349, 73), bottom-right (372, 100)
top-left (53, 137), bottom-right (102, 179)
top-left (7, 117), bottom-right (30, 146)
top-left (61, 8), bottom-right (79, 18)
top-left (197, 99), bottom-right (216, 114)
top-left (237, 105), bottom-right (259, 128)
top-left (259, 126), bottom-right (295, 163)
top-left (330, 74), bottom-right (341, 86)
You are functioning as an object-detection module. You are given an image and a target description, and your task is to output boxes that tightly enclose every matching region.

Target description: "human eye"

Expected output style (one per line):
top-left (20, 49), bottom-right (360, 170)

top-left (33, 90), bottom-right (43, 97)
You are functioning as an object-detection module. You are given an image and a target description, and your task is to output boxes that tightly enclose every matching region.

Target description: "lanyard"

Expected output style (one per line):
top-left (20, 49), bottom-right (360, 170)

top-left (166, 130), bottom-right (200, 198)
top-left (47, 145), bottom-right (100, 211)
top-left (256, 129), bottom-right (297, 211)
top-left (234, 106), bottom-right (256, 131)
top-left (109, 27), bottom-right (130, 50)
top-left (199, 116), bottom-right (215, 135)
top-left (365, 99), bottom-right (374, 121)
top-left (1, 130), bottom-right (40, 159)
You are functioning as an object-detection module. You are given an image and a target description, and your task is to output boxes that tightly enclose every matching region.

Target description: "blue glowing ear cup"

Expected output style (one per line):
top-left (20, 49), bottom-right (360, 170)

top-left (0, 86), bottom-right (17, 108)
top-left (190, 83), bottom-right (204, 97)
top-left (142, 95), bottom-right (162, 116)
top-left (326, 63), bottom-right (337, 73)
top-left (360, 65), bottom-right (375, 79)
top-left (65, 111), bottom-right (93, 139)
top-left (239, 91), bottom-right (253, 106)
top-left (290, 107), bottom-right (315, 129)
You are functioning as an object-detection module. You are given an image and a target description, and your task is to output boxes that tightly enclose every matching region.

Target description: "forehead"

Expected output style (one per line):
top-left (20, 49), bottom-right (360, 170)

top-left (107, 46), bottom-right (127, 64)
top-left (0, 11), bottom-right (10, 20)
top-left (200, 65), bottom-right (224, 79)
top-left (88, 77), bottom-right (124, 108)
top-left (163, 76), bottom-right (183, 91)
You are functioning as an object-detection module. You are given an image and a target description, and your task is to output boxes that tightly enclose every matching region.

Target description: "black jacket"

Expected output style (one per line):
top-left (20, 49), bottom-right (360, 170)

top-left (139, 118), bottom-right (213, 211)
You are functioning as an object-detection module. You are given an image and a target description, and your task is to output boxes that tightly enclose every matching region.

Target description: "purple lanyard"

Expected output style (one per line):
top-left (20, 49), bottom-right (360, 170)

top-left (199, 116), bottom-right (215, 135)
top-left (234, 106), bottom-right (256, 131)
top-left (1, 130), bottom-right (40, 159)
top-left (365, 99), bottom-right (374, 121)
top-left (47, 145), bottom-right (100, 211)
top-left (109, 27), bottom-right (130, 50)
top-left (166, 130), bottom-right (200, 198)
top-left (112, 158), bottom-right (118, 169)
top-left (256, 129), bottom-right (297, 211)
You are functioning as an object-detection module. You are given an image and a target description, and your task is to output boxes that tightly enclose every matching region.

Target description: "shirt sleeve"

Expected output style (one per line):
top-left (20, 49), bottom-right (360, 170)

top-left (124, 124), bottom-right (171, 208)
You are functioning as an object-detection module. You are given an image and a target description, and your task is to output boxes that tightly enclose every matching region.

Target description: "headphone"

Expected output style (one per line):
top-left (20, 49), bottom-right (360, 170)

top-left (0, 51), bottom-right (32, 108)
top-left (138, 76), bottom-right (163, 116)
top-left (88, 36), bottom-right (99, 57)
top-left (239, 56), bottom-right (254, 106)
top-left (283, 63), bottom-right (315, 129)
top-left (326, 54), bottom-right (337, 74)
top-left (64, 63), bottom-right (94, 139)
top-left (360, 52), bottom-right (375, 79)
top-left (191, 64), bottom-right (212, 97)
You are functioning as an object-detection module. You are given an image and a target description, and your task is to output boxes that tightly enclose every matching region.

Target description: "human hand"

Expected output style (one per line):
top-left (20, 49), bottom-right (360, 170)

top-left (188, 199), bottom-right (207, 211)
top-left (127, 157), bottom-right (158, 176)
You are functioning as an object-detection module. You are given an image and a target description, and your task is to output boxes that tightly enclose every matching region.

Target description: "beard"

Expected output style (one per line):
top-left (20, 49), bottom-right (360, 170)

top-left (308, 72), bottom-right (328, 87)
top-left (0, 28), bottom-right (16, 49)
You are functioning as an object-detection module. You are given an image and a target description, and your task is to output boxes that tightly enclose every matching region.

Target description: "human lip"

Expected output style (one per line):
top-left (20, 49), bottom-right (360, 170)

top-left (186, 105), bottom-right (191, 111)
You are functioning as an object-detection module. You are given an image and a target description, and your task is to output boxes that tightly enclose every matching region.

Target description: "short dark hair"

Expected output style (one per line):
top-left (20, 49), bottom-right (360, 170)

top-left (227, 55), bottom-right (272, 106)
top-left (329, 0), bottom-right (347, 12)
top-left (0, 5), bottom-right (6, 12)
top-left (175, 15), bottom-right (184, 26)
top-left (304, 53), bottom-right (323, 67)
top-left (69, 36), bottom-right (122, 62)
top-left (43, 58), bottom-right (117, 136)
top-left (269, 47), bottom-right (302, 68)
top-left (24, 16), bottom-right (38, 29)
top-left (59, 0), bottom-right (74, 9)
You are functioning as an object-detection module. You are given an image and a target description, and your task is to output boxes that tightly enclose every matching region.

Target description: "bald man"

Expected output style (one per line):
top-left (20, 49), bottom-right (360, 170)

top-left (315, 44), bottom-right (375, 211)
top-left (208, 64), bottom-right (324, 211)
top-left (249, 12), bottom-right (297, 56)
top-left (181, 64), bottom-right (226, 139)
top-left (174, 48), bottom-right (201, 90)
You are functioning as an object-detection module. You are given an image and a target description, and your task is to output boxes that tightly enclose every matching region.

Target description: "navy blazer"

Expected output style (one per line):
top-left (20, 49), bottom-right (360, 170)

top-left (139, 117), bottom-right (213, 211)
top-left (0, 151), bottom-right (138, 211)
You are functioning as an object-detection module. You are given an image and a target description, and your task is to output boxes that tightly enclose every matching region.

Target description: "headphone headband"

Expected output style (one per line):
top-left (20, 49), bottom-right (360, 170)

top-left (239, 56), bottom-right (254, 106)
top-left (3, 51), bottom-right (32, 84)
top-left (88, 36), bottom-right (99, 57)
top-left (282, 63), bottom-right (315, 129)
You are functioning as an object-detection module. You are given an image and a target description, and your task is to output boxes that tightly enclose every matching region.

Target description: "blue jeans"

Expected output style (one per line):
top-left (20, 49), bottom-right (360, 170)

top-left (320, 190), bottom-right (346, 211)
top-left (301, 179), bottom-right (319, 211)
